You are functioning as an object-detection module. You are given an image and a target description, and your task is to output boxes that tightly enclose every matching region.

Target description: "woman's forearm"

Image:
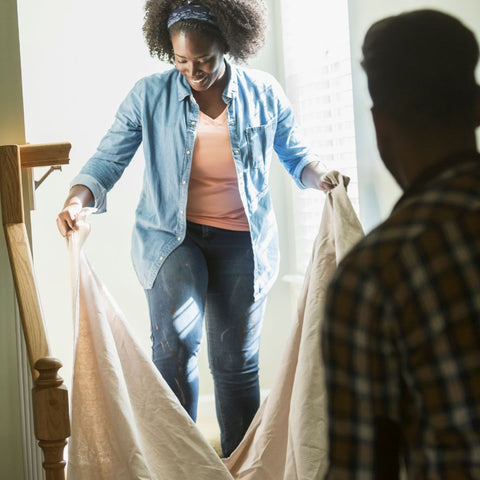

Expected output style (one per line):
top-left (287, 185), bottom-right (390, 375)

top-left (63, 184), bottom-right (94, 208)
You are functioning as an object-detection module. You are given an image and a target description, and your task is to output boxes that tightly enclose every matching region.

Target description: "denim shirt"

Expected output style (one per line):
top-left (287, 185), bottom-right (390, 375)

top-left (72, 61), bottom-right (319, 299)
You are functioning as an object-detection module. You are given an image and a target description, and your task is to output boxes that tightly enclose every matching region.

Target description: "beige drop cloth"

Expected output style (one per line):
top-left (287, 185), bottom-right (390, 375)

top-left (224, 172), bottom-right (364, 479)
top-left (67, 212), bottom-right (233, 480)
top-left (67, 171), bottom-right (363, 479)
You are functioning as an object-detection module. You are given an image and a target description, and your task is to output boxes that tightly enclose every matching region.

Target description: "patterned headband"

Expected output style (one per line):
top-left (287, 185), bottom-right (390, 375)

top-left (167, 4), bottom-right (218, 29)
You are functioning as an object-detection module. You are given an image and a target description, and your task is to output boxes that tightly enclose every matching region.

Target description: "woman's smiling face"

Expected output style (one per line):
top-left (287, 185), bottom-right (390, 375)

top-left (171, 31), bottom-right (226, 92)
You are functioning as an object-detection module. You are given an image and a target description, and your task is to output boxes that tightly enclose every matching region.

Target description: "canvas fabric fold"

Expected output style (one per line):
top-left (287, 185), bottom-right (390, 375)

top-left (66, 171), bottom-right (363, 479)
top-left (224, 171), bottom-right (364, 479)
top-left (67, 211), bottom-right (233, 480)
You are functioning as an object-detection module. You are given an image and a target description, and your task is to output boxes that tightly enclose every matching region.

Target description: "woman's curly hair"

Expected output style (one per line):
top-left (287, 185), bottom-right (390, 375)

top-left (143, 0), bottom-right (267, 63)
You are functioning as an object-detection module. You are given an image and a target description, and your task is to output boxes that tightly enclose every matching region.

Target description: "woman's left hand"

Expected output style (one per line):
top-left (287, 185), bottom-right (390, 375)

top-left (301, 162), bottom-right (350, 192)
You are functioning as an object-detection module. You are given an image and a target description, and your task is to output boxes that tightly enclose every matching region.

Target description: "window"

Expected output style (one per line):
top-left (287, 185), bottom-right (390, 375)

top-left (280, 0), bottom-right (359, 275)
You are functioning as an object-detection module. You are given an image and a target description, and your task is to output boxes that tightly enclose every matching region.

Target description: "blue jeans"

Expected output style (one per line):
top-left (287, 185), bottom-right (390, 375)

top-left (144, 222), bottom-right (267, 457)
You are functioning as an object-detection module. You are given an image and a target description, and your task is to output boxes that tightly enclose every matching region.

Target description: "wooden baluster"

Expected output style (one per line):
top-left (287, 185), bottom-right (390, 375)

top-left (32, 357), bottom-right (70, 480)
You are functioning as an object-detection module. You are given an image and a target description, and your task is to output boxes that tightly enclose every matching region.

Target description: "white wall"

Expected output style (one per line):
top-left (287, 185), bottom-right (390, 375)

top-left (0, 0), bottom-right (27, 476)
top-left (18, 0), bottom-right (294, 403)
top-left (348, 0), bottom-right (480, 231)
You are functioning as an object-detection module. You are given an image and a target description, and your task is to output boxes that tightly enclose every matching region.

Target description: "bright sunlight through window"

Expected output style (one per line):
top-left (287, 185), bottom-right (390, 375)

top-left (280, 0), bottom-right (359, 275)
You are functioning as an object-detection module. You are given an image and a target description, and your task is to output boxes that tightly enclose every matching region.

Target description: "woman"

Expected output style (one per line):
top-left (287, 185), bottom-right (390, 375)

top-left (57, 0), bottom-right (338, 457)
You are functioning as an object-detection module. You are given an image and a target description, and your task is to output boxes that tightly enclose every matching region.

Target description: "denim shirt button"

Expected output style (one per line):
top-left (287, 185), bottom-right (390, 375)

top-left (177, 237), bottom-right (182, 241)
top-left (186, 150), bottom-right (191, 155)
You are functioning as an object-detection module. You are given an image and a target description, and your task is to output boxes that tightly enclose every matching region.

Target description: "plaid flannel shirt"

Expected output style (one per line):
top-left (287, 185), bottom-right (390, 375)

top-left (322, 156), bottom-right (480, 479)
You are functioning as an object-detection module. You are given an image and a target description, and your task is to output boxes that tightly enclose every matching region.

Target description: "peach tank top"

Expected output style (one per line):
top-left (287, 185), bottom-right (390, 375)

top-left (186, 108), bottom-right (249, 231)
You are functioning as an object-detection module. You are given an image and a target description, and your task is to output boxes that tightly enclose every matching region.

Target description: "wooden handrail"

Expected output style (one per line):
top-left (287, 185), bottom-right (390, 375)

top-left (4, 222), bottom-right (51, 368)
top-left (0, 142), bottom-right (72, 480)
top-left (0, 143), bottom-right (71, 370)
top-left (19, 143), bottom-right (71, 169)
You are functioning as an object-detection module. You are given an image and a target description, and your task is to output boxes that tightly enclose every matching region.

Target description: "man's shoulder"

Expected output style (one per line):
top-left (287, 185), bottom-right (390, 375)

top-left (338, 221), bottom-right (402, 273)
top-left (338, 173), bottom-right (480, 278)
top-left (332, 205), bottom-right (434, 287)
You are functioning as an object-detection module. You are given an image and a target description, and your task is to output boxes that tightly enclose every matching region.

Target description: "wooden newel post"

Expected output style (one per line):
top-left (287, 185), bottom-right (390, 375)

top-left (32, 357), bottom-right (71, 480)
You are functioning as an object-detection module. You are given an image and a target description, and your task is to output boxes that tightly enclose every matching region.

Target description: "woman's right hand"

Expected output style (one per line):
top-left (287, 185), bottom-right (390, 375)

top-left (56, 202), bottom-right (83, 238)
top-left (56, 185), bottom-right (94, 238)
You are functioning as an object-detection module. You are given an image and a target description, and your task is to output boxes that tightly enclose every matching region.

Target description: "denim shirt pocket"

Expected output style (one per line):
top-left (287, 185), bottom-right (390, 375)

top-left (245, 117), bottom-right (276, 173)
top-left (241, 118), bottom-right (277, 213)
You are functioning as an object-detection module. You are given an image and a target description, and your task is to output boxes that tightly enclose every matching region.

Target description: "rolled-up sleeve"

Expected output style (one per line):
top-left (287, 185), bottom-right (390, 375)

top-left (71, 81), bottom-right (144, 212)
top-left (271, 77), bottom-right (323, 189)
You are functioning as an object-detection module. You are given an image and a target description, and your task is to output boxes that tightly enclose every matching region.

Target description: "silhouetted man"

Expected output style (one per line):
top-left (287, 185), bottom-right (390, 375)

top-left (323, 9), bottom-right (480, 479)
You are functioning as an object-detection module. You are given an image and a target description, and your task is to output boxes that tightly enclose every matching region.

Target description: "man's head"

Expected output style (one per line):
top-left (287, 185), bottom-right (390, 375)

top-left (362, 10), bottom-right (480, 188)
top-left (362, 9), bottom-right (479, 132)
